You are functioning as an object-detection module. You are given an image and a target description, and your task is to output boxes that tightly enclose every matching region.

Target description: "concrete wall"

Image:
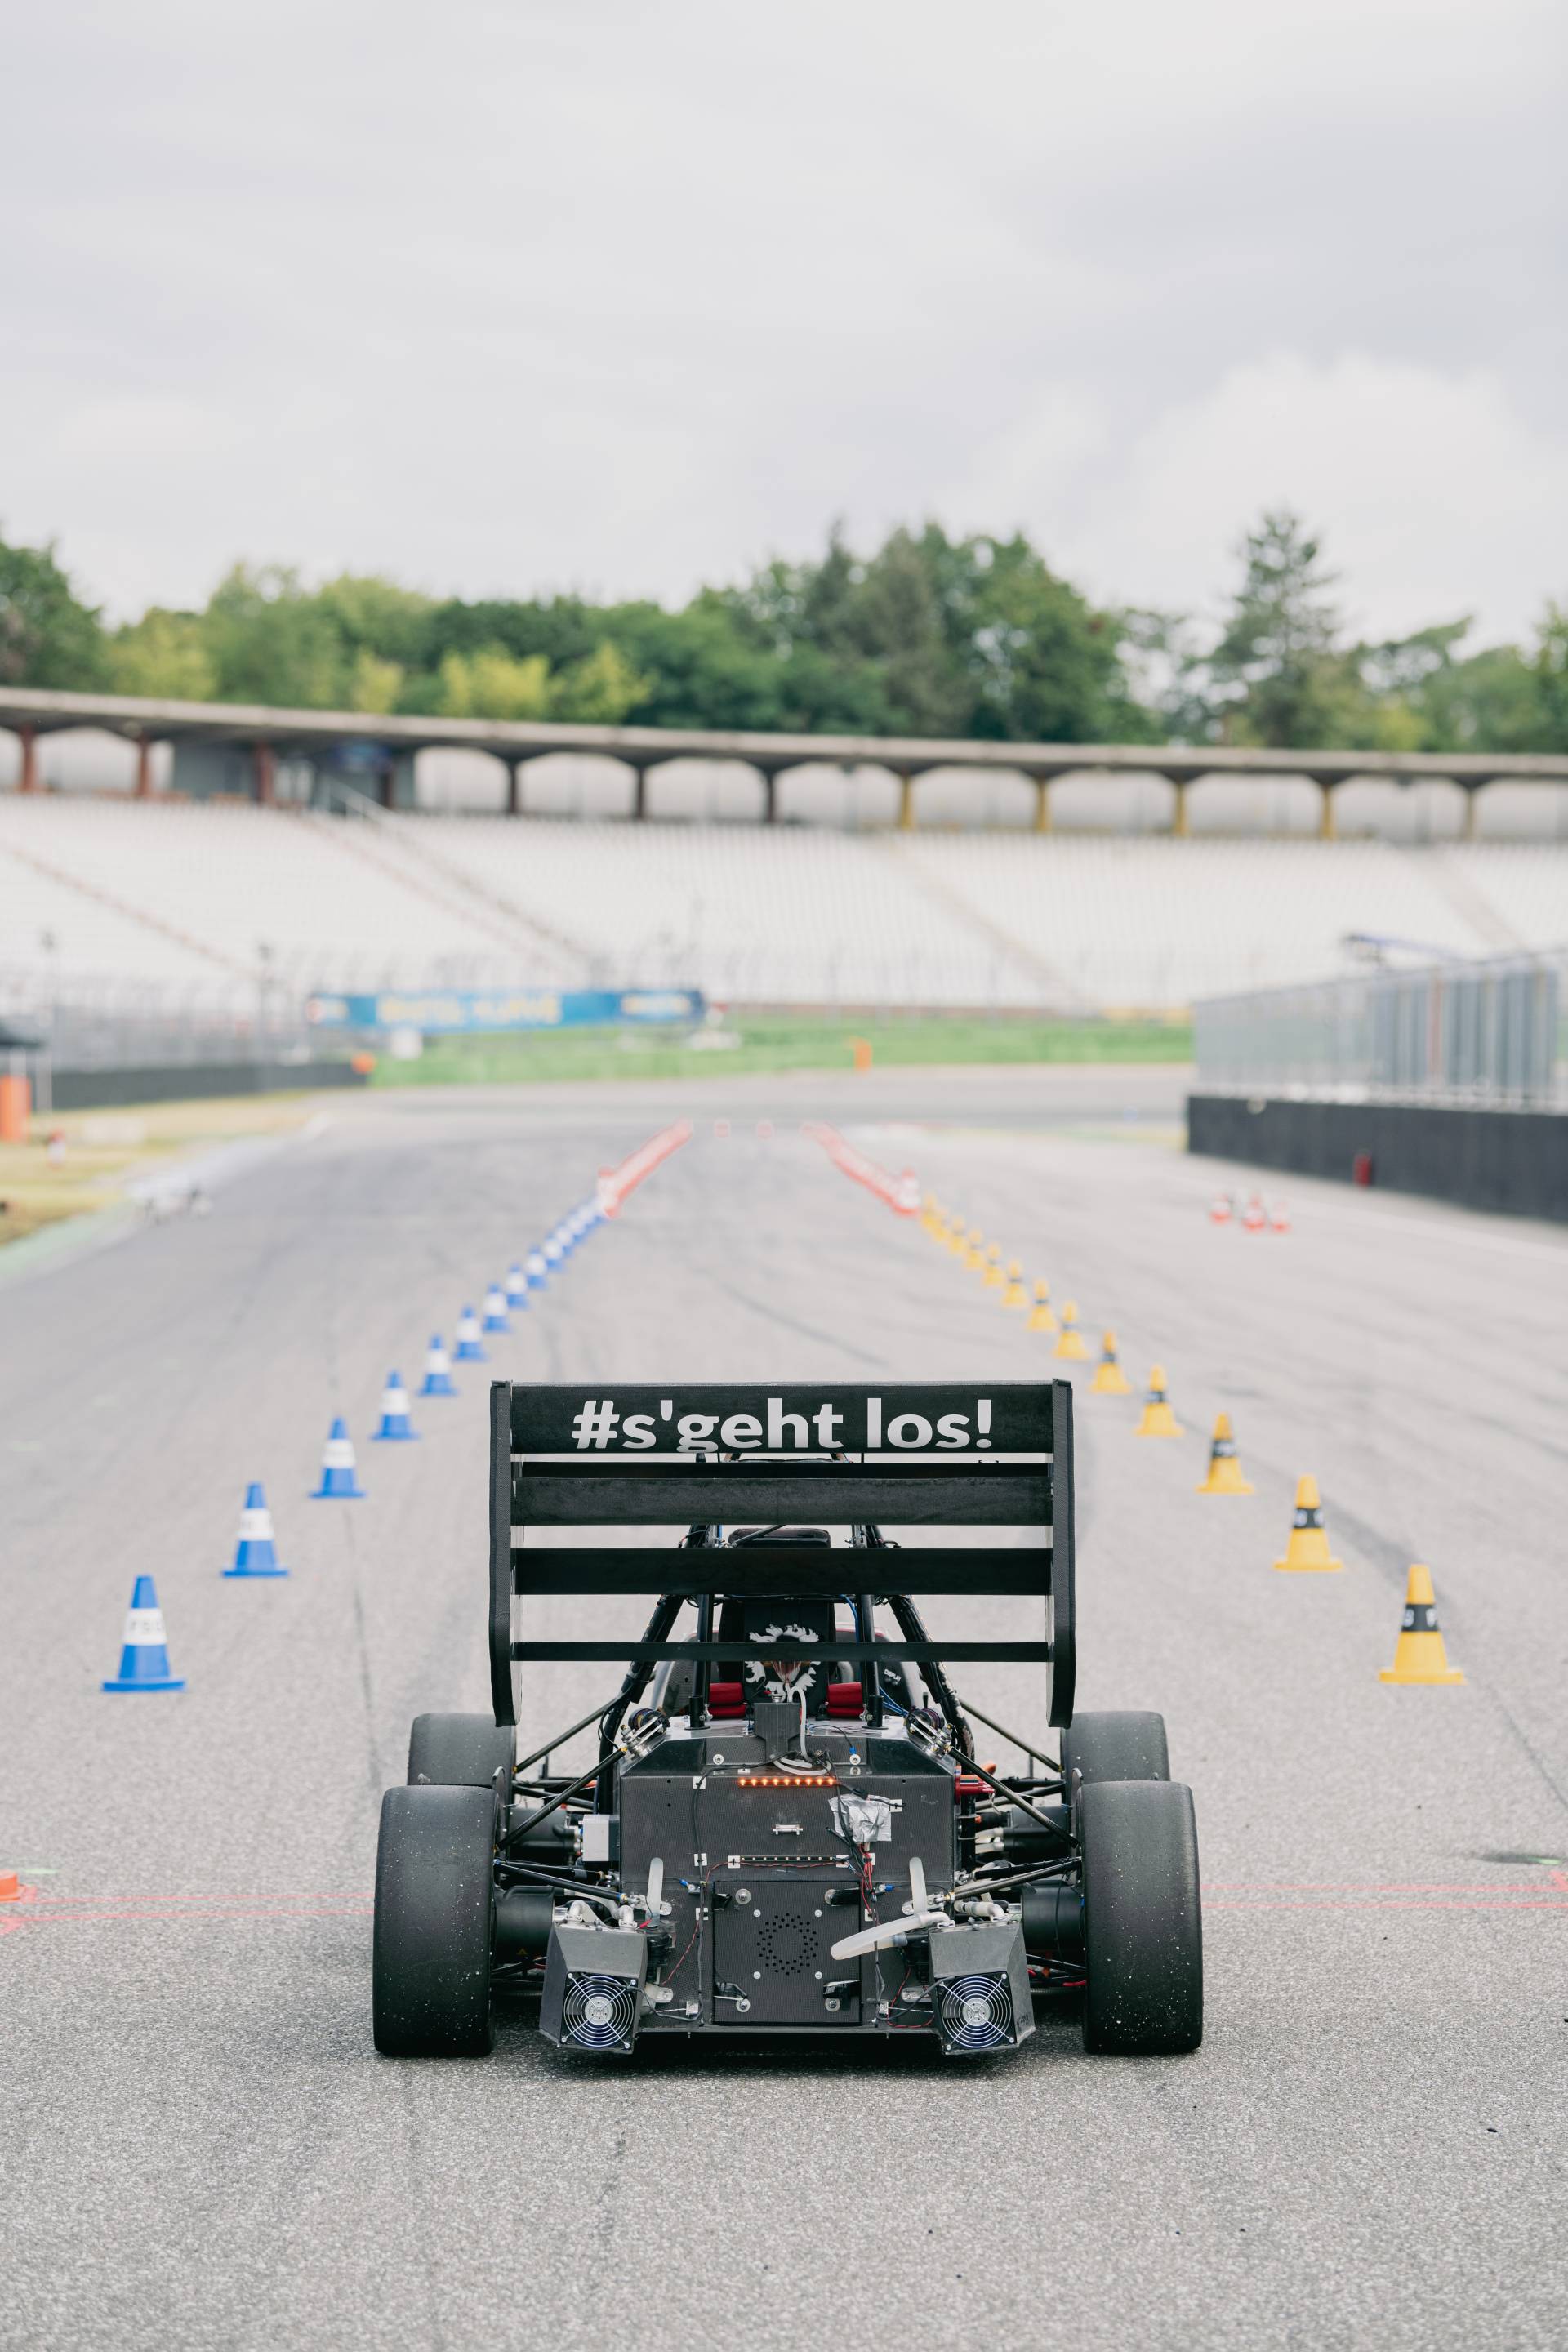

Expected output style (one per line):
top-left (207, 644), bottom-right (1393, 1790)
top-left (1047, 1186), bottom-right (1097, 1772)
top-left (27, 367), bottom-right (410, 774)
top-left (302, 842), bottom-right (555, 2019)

top-left (1187, 1094), bottom-right (1568, 1221)
top-left (49, 1060), bottom-right (367, 1110)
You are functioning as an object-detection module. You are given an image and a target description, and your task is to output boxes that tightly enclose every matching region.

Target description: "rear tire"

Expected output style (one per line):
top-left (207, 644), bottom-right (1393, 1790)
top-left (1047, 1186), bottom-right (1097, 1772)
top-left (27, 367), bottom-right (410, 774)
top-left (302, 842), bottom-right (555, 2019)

top-left (1080, 1778), bottom-right (1202, 2056)
top-left (407, 1712), bottom-right (514, 1793)
top-left (373, 1784), bottom-right (497, 2056)
top-left (1062, 1710), bottom-right (1169, 1788)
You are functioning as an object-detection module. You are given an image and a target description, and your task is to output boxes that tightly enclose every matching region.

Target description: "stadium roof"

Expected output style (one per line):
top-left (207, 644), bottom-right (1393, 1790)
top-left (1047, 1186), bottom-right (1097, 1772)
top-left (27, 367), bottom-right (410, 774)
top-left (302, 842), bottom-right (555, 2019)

top-left (2, 685), bottom-right (1566, 786)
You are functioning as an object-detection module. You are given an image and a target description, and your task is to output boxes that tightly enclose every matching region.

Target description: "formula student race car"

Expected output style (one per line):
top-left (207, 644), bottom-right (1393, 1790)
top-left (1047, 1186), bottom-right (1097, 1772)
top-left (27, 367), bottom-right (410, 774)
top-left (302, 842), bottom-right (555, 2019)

top-left (372, 1381), bottom-right (1201, 2059)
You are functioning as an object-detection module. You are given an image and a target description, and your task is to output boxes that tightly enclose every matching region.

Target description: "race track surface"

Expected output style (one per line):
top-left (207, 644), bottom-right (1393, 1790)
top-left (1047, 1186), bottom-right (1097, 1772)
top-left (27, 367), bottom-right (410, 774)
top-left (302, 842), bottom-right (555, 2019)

top-left (2, 1071), bottom-right (1566, 2352)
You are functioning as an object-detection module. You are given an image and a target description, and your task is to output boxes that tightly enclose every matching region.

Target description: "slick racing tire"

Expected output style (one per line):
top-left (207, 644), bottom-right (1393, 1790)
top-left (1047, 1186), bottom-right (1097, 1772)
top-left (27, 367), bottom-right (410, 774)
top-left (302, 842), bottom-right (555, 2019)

top-left (373, 1784), bottom-right (498, 2056)
top-left (407, 1712), bottom-right (515, 1795)
top-left (1079, 1778), bottom-right (1202, 2056)
top-left (1061, 1710), bottom-right (1169, 1789)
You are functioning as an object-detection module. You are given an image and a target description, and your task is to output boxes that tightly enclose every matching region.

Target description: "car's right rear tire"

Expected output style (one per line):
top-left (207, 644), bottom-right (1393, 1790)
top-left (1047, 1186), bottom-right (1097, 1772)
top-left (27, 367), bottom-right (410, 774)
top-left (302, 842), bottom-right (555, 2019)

top-left (407, 1711), bottom-right (514, 1793)
top-left (1061, 1709), bottom-right (1169, 1788)
top-left (373, 1784), bottom-right (497, 2056)
top-left (1080, 1777), bottom-right (1202, 2056)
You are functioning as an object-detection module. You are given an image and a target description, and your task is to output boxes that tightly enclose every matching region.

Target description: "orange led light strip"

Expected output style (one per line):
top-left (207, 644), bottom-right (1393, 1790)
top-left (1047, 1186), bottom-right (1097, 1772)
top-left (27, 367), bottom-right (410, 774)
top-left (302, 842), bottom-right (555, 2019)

top-left (735, 1775), bottom-right (838, 1788)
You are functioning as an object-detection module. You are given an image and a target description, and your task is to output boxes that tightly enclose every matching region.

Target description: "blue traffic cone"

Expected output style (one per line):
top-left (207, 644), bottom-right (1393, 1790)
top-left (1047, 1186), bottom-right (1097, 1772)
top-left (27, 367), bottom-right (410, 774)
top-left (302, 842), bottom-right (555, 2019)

top-left (525, 1249), bottom-right (548, 1290)
top-left (372, 1370), bottom-right (419, 1441)
top-left (542, 1234), bottom-right (564, 1269)
top-left (222, 1481), bottom-right (287, 1578)
top-left (505, 1263), bottom-right (528, 1311)
top-left (482, 1283), bottom-right (510, 1334)
top-left (312, 1415), bottom-right (366, 1498)
top-left (419, 1334), bottom-right (457, 1396)
top-left (453, 1306), bottom-right (488, 1361)
top-left (103, 1575), bottom-right (185, 1691)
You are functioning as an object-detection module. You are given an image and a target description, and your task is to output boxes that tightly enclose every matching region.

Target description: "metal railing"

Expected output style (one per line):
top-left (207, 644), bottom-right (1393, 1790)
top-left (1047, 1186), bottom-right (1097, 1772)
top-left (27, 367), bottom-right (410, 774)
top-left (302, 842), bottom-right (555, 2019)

top-left (1193, 949), bottom-right (1567, 1108)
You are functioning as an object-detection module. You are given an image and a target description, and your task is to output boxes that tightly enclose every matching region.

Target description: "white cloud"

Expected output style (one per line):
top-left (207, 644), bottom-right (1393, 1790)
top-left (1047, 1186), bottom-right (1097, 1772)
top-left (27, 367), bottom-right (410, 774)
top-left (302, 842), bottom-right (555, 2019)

top-left (1057, 354), bottom-right (1568, 643)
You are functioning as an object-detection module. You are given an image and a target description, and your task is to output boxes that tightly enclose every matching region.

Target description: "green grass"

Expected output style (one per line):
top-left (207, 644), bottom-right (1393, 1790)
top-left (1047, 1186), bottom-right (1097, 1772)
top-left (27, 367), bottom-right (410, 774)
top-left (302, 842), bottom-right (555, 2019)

top-left (369, 1013), bottom-right (1192, 1088)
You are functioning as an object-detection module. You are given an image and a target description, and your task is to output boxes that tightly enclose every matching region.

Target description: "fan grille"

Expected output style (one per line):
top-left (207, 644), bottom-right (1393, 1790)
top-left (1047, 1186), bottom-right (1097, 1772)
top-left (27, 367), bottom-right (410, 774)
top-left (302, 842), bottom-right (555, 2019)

top-left (937, 1972), bottom-right (1014, 2054)
top-left (563, 1971), bottom-right (639, 2051)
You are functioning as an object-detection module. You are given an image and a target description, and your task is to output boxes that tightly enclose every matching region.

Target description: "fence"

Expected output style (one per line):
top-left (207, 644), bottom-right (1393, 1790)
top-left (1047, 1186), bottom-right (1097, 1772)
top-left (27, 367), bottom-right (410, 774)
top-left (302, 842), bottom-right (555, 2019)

top-left (1193, 950), bottom-right (1567, 1109)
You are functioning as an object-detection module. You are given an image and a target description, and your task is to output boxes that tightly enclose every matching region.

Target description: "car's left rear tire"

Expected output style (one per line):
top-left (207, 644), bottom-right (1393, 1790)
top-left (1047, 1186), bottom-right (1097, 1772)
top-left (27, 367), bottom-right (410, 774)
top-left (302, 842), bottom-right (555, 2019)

top-left (1080, 1778), bottom-right (1202, 2056)
top-left (407, 1712), bottom-right (514, 1794)
top-left (373, 1784), bottom-right (497, 2056)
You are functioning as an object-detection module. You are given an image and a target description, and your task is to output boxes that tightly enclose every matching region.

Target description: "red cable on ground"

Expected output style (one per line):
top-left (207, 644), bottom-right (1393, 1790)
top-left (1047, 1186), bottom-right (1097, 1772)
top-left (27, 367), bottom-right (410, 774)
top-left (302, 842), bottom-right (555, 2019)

top-left (802, 1121), bottom-right (920, 1216)
top-left (595, 1118), bottom-right (693, 1217)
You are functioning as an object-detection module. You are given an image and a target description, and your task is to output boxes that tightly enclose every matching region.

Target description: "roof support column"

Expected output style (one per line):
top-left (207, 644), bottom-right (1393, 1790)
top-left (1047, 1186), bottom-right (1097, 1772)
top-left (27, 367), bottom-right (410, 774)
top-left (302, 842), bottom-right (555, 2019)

top-left (630, 764), bottom-right (648, 820)
top-left (1463, 782), bottom-right (1481, 841)
top-left (16, 724), bottom-right (38, 794)
top-left (1033, 776), bottom-right (1052, 833)
top-left (761, 769), bottom-right (777, 823)
top-left (505, 757), bottom-right (523, 817)
top-left (1318, 778), bottom-right (1336, 840)
top-left (133, 736), bottom-right (154, 799)
top-left (895, 769), bottom-right (915, 830)
top-left (1170, 777), bottom-right (1189, 837)
top-left (253, 742), bottom-right (276, 806)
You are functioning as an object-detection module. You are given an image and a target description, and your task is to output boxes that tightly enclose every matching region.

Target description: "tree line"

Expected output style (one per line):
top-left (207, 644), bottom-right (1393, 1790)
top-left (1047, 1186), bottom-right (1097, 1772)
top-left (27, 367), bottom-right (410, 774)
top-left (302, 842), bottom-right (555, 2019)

top-left (1, 511), bottom-right (1563, 753)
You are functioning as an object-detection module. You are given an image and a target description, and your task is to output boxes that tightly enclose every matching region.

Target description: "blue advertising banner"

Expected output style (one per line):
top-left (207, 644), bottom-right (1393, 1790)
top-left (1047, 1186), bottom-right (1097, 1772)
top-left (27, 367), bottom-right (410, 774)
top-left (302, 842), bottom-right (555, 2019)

top-left (305, 987), bottom-right (704, 1035)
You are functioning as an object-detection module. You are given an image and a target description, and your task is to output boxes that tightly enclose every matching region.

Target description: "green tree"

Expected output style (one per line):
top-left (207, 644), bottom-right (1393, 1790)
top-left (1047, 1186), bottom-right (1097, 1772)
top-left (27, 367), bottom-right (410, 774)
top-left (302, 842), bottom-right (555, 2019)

top-left (550, 639), bottom-right (652, 724)
top-left (202, 565), bottom-right (348, 706)
top-left (1198, 511), bottom-right (1366, 746)
top-left (347, 648), bottom-right (405, 713)
top-left (0, 532), bottom-right (105, 688)
top-left (108, 608), bottom-right (216, 700)
top-left (436, 644), bottom-right (553, 719)
top-left (318, 573), bottom-right (433, 669)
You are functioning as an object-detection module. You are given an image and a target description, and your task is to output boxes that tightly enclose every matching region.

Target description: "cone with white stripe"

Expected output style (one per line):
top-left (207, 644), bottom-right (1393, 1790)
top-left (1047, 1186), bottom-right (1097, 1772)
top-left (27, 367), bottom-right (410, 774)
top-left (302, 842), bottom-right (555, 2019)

top-left (482, 1282), bottom-right (510, 1334)
top-left (103, 1574), bottom-right (185, 1691)
top-left (372, 1370), bottom-right (419, 1442)
top-left (542, 1234), bottom-right (564, 1269)
top-left (505, 1263), bottom-right (529, 1311)
top-left (453, 1305), bottom-right (488, 1362)
top-left (419, 1334), bottom-right (457, 1397)
top-left (1196, 1412), bottom-right (1254, 1494)
top-left (312, 1415), bottom-right (366, 1499)
top-left (222, 1481), bottom-right (287, 1577)
top-left (1242, 1194), bottom-right (1267, 1233)
top-left (1209, 1192), bottom-right (1233, 1224)
top-left (525, 1248), bottom-right (548, 1289)
top-left (1379, 1563), bottom-right (1464, 1685)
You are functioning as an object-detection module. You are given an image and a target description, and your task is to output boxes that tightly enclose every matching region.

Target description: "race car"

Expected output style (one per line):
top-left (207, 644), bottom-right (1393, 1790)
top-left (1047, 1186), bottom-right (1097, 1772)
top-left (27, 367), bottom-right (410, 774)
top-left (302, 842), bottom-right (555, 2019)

top-left (372, 1380), bottom-right (1201, 2059)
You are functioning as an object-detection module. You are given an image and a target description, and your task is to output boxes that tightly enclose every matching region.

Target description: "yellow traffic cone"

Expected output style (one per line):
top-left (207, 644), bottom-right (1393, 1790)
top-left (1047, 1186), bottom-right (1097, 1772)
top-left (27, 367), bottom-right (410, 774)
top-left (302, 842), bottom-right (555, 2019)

top-left (1196, 1411), bottom-right (1254, 1493)
top-left (921, 1193), bottom-right (941, 1237)
top-left (982, 1242), bottom-right (1005, 1288)
top-left (947, 1219), bottom-right (969, 1257)
top-left (1089, 1330), bottom-right (1132, 1395)
top-left (1272, 1475), bottom-right (1343, 1570)
top-left (1134, 1365), bottom-right (1182, 1435)
top-left (1000, 1259), bottom-right (1028, 1308)
top-left (1379, 1563), bottom-right (1464, 1685)
top-left (964, 1230), bottom-right (986, 1270)
top-left (1025, 1279), bottom-right (1057, 1333)
top-left (1054, 1301), bottom-right (1089, 1360)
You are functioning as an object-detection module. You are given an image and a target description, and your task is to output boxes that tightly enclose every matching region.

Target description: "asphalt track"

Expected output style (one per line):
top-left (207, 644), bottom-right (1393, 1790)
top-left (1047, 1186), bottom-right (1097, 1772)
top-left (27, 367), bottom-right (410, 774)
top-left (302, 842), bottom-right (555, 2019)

top-left (2, 1067), bottom-right (1566, 2352)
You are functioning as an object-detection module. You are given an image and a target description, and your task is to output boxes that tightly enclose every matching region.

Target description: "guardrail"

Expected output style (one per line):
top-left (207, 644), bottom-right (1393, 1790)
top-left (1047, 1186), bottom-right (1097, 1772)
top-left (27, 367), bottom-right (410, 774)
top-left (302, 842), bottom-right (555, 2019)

top-left (1193, 950), bottom-right (1566, 1109)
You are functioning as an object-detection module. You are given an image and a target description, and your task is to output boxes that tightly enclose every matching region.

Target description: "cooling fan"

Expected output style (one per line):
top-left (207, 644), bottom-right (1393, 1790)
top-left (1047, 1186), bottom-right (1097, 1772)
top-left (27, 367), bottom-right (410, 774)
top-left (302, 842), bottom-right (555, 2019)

top-left (562, 1972), bottom-right (641, 2052)
top-left (936, 1972), bottom-right (1015, 2054)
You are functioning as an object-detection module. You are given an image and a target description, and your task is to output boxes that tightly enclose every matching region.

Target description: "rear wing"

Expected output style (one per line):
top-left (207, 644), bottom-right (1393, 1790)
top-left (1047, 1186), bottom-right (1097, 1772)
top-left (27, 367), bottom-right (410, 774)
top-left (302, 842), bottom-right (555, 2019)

top-left (490, 1381), bottom-right (1074, 1728)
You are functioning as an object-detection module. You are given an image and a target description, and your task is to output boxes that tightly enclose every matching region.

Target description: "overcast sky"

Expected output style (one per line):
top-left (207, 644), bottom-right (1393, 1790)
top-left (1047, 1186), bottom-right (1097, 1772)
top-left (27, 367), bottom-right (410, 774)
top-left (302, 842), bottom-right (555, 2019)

top-left (3, 0), bottom-right (1563, 645)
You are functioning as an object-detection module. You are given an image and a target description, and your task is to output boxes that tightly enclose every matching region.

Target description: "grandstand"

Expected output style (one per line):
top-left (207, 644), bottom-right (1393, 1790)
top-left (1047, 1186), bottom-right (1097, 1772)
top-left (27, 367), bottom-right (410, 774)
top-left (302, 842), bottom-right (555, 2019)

top-left (0, 795), bottom-right (1564, 1017)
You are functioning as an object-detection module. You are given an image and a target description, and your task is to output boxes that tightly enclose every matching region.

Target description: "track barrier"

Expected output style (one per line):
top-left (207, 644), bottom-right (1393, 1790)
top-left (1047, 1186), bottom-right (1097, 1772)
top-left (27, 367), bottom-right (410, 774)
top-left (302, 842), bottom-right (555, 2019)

top-left (597, 1120), bottom-right (694, 1217)
top-left (801, 1122), bottom-right (920, 1215)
